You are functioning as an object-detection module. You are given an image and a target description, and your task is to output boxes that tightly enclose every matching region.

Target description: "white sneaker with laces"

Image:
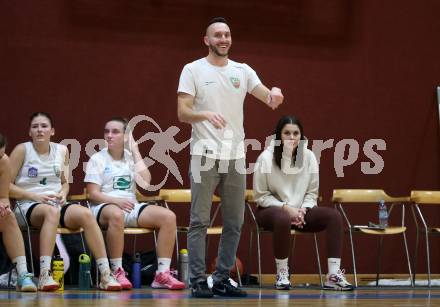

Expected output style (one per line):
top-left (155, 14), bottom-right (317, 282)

top-left (99, 269), bottom-right (122, 291)
top-left (275, 268), bottom-right (291, 290)
top-left (38, 270), bottom-right (59, 291)
top-left (324, 269), bottom-right (354, 291)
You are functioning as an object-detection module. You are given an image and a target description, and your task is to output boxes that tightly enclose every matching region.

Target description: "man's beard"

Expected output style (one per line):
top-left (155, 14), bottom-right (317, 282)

top-left (209, 44), bottom-right (229, 57)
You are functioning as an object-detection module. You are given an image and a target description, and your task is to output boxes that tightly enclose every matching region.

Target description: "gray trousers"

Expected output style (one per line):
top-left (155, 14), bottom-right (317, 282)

top-left (188, 156), bottom-right (246, 283)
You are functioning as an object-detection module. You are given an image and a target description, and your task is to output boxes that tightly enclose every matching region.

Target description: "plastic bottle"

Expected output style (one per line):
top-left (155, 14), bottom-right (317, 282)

top-left (52, 256), bottom-right (64, 291)
top-left (178, 249), bottom-right (189, 288)
top-left (132, 252), bottom-right (141, 288)
top-left (378, 200), bottom-right (388, 227)
top-left (78, 254), bottom-right (91, 290)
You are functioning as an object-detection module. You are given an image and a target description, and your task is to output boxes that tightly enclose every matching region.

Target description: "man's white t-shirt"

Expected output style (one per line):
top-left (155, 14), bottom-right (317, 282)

top-left (84, 148), bottom-right (137, 204)
top-left (178, 58), bottom-right (261, 160)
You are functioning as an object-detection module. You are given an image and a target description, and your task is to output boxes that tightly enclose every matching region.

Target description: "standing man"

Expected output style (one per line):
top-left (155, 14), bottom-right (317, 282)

top-left (177, 17), bottom-right (284, 297)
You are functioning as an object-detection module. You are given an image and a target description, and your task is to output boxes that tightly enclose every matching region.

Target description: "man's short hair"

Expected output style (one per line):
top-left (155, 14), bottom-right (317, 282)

top-left (207, 17), bottom-right (228, 29)
top-left (0, 133), bottom-right (6, 149)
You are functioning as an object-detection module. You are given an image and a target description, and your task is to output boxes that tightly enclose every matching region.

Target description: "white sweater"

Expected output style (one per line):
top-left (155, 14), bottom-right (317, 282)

top-left (253, 144), bottom-right (319, 209)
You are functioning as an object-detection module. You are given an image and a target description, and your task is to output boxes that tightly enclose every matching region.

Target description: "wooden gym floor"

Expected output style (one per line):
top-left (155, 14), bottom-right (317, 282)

top-left (1, 287), bottom-right (439, 307)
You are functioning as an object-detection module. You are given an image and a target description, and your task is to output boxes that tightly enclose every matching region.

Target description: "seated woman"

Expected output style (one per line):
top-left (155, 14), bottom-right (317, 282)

top-left (9, 112), bottom-right (121, 291)
top-left (85, 117), bottom-right (184, 290)
top-left (253, 115), bottom-right (354, 291)
top-left (0, 133), bottom-right (36, 292)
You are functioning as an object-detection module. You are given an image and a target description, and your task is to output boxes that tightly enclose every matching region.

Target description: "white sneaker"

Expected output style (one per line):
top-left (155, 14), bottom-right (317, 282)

top-left (324, 269), bottom-right (354, 291)
top-left (38, 270), bottom-right (59, 291)
top-left (275, 268), bottom-right (291, 290)
top-left (99, 269), bottom-right (122, 291)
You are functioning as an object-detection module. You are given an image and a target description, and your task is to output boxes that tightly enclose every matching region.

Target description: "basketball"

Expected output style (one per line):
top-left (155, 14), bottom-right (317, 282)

top-left (209, 257), bottom-right (244, 279)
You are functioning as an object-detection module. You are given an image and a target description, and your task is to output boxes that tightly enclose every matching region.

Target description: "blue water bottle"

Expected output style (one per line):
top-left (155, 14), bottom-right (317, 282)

top-left (78, 254), bottom-right (91, 290)
top-left (132, 252), bottom-right (141, 288)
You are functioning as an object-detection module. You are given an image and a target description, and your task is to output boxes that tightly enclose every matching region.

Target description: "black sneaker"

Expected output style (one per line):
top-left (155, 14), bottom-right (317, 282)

top-left (212, 278), bottom-right (247, 297)
top-left (191, 280), bottom-right (214, 298)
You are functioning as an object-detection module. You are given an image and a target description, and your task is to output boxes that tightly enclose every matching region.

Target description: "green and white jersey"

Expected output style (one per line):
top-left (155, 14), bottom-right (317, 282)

top-left (15, 142), bottom-right (66, 199)
top-left (84, 148), bottom-right (137, 203)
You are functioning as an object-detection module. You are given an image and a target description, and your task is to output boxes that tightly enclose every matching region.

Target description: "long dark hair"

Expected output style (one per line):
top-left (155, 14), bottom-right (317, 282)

top-left (273, 115), bottom-right (305, 170)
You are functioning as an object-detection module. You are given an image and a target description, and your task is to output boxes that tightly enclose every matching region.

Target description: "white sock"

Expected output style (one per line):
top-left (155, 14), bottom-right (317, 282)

top-left (40, 256), bottom-right (52, 273)
top-left (157, 258), bottom-right (171, 273)
top-left (97, 258), bottom-right (111, 274)
top-left (13, 256), bottom-right (28, 276)
top-left (328, 258), bottom-right (341, 275)
top-left (275, 258), bottom-right (289, 275)
top-left (109, 258), bottom-right (123, 272)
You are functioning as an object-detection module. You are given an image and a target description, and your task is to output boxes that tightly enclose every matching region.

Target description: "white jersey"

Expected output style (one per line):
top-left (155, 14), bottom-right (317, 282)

top-left (84, 148), bottom-right (137, 204)
top-left (14, 142), bottom-right (66, 199)
top-left (178, 58), bottom-right (261, 160)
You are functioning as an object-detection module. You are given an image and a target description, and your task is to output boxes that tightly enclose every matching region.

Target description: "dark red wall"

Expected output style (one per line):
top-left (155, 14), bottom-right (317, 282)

top-left (1, 0), bottom-right (439, 275)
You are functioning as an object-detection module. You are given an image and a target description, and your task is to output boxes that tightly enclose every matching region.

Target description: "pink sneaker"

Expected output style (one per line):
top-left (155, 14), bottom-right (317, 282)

top-left (114, 267), bottom-right (133, 290)
top-left (151, 270), bottom-right (185, 290)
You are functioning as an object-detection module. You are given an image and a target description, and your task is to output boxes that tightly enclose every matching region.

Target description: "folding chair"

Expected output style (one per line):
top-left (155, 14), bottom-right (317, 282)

top-left (332, 189), bottom-right (413, 287)
top-left (245, 190), bottom-right (323, 288)
top-left (158, 189), bottom-right (242, 286)
top-left (410, 190), bottom-right (440, 287)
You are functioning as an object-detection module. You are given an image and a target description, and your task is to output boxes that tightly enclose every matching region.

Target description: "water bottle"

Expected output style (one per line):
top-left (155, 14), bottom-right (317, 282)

top-left (52, 256), bottom-right (64, 291)
top-left (378, 200), bottom-right (388, 227)
top-left (178, 249), bottom-right (189, 288)
top-left (132, 252), bottom-right (141, 288)
top-left (78, 254), bottom-right (91, 290)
